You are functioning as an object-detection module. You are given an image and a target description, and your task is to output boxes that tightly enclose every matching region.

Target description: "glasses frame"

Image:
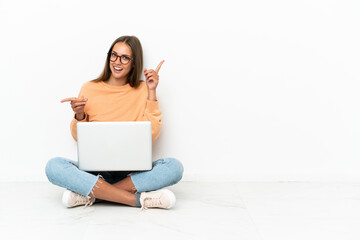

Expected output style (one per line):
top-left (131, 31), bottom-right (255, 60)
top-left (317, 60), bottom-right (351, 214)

top-left (108, 51), bottom-right (133, 65)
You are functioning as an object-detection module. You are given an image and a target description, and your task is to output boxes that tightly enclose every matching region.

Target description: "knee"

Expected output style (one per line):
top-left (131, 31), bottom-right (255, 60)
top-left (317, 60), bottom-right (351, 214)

top-left (45, 157), bottom-right (68, 182)
top-left (163, 158), bottom-right (184, 184)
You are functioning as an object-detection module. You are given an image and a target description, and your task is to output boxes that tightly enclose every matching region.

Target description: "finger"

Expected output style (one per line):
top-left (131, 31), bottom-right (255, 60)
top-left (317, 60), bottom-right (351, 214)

top-left (145, 71), bottom-right (156, 78)
top-left (73, 98), bottom-right (87, 104)
top-left (155, 60), bottom-right (165, 73)
top-left (61, 97), bottom-right (88, 103)
top-left (60, 97), bottom-right (78, 103)
top-left (73, 106), bottom-right (85, 113)
top-left (144, 69), bottom-right (153, 76)
top-left (73, 102), bottom-right (87, 107)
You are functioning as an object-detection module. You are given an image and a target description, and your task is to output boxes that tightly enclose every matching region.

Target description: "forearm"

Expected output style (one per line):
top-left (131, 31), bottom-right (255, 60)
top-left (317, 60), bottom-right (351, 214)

top-left (71, 113), bottom-right (88, 141)
top-left (147, 89), bottom-right (157, 101)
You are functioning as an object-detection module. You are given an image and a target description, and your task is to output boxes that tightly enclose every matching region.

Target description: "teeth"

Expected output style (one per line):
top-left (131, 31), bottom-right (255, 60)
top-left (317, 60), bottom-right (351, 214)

top-left (114, 66), bottom-right (122, 71)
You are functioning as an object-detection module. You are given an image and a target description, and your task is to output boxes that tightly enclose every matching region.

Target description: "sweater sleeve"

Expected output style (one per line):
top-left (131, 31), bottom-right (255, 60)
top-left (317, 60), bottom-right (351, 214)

top-left (142, 100), bottom-right (163, 141)
top-left (70, 113), bottom-right (88, 141)
top-left (70, 85), bottom-right (89, 141)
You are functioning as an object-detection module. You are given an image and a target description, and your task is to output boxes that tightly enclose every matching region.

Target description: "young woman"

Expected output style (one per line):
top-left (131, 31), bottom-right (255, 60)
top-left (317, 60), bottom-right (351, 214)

top-left (45, 36), bottom-right (183, 210)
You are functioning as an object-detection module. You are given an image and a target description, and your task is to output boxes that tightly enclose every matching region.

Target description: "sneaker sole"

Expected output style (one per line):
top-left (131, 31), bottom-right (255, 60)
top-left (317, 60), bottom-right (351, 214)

top-left (62, 190), bottom-right (72, 208)
top-left (159, 189), bottom-right (176, 209)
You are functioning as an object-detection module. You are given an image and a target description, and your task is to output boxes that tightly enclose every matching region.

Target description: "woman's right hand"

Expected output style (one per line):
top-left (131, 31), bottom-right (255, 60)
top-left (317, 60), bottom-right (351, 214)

top-left (60, 97), bottom-right (88, 120)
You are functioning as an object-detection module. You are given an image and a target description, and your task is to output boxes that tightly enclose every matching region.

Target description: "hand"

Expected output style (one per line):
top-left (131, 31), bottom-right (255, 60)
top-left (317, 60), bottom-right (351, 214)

top-left (60, 97), bottom-right (88, 120)
top-left (144, 60), bottom-right (164, 90)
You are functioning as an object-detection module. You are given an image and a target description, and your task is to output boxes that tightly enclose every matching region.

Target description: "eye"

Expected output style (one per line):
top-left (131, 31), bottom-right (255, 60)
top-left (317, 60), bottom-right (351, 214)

top-left (111, 52), bottom-right (117, 57)
top-left (122, 55), bottom-right (131, 61)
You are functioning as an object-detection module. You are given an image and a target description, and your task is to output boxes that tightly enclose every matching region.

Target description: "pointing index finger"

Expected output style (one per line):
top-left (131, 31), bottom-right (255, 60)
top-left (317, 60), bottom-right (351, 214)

top-left (60, 97), bottom-right (77, 103)
top-left (155, 60), bottom-right (165, 73)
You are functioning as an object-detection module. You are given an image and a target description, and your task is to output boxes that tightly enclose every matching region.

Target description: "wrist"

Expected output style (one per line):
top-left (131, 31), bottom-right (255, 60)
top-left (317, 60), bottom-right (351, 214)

top-left (147, 89), bottom-right (157, 101)
top-left (75, 112), bottom-right (85, 121)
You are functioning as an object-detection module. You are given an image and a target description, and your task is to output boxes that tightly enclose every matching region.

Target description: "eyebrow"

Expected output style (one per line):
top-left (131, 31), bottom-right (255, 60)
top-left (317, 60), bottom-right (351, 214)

top-left (112, 51), bottom-right (131, 58)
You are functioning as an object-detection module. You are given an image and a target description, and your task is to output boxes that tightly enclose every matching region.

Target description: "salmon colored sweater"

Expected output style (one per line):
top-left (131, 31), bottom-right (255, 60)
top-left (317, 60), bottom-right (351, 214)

top-left (70, 80), bottom-right (162, 141)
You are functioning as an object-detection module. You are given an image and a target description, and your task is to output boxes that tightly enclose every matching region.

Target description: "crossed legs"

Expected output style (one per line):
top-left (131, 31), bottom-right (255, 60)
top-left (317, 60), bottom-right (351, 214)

top-left (45, 157), bottom-right (184, 207)
top-left (90, 177), bottom-right (137, 207)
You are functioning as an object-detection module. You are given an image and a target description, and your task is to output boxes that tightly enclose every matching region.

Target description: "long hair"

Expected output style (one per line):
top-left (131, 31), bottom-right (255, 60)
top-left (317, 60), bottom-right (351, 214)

top-left (92, 36), bottom-right (143, 88)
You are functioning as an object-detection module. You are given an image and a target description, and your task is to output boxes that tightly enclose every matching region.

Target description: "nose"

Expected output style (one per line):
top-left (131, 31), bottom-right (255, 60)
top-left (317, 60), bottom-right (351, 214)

top-left (115, 57), bottom-right (122, 64)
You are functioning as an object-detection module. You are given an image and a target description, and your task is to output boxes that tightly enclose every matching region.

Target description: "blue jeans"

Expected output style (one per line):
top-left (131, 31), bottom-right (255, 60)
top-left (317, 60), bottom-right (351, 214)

top-left (45, 157), bottom-right (184, 197)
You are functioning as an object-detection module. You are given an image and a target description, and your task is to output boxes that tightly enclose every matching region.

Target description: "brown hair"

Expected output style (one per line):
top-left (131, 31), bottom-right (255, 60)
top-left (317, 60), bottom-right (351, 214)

top-left (92, 36), bottom-right (143, 88)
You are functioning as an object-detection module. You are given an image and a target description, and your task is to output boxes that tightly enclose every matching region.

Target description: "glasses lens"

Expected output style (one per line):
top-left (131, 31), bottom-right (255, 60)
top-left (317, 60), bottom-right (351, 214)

top-left (110, 52), bottom-right (117, 62)
top-left (120, 56), bottom-right (130, 64)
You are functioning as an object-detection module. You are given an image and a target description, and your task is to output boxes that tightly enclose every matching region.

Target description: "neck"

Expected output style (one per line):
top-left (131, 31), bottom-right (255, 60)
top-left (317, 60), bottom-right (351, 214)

top-left (107, 75), bottom-right (127, 86)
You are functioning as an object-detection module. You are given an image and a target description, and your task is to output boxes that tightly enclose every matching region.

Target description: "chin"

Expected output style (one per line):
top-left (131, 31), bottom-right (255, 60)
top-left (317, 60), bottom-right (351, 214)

top-left (110, 71), bottom-right (122, 79)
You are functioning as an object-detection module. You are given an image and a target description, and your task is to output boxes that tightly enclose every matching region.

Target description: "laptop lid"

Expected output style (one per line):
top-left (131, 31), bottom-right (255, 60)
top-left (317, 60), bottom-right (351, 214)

top-left (77, 121), bottom-right (152, 171)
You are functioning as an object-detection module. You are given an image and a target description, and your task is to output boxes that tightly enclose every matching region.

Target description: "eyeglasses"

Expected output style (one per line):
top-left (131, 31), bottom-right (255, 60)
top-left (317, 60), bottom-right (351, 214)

top-left (109, 51), bottom-right (133, 65)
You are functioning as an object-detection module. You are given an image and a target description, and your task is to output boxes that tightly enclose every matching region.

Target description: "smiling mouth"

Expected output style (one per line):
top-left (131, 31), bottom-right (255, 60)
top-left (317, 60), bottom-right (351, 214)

top-left (113, 66), bottom-right (123, 72)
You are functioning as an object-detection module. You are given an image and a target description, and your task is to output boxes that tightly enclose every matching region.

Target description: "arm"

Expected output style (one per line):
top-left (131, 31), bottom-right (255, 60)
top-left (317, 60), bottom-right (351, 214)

top-left (70, 112), bottom-right (88, 141)
top-left (143, 99), bottom-right (163, 141)
top-left (144, 61), bottom-right (164, 140)
top-left (61, 87), bottom-right (88, 142)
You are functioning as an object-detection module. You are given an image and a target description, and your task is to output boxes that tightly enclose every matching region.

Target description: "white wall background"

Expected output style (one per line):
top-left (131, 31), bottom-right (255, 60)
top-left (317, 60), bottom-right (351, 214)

top-left (0, 0), bottom-right (359, 182)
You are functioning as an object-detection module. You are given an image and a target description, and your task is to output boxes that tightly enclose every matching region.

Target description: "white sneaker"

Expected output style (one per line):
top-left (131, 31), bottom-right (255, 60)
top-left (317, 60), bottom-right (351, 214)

top-left (140, 189), bottom-right (176, 210)
top-left (62, 190), bottom-right (95, 208)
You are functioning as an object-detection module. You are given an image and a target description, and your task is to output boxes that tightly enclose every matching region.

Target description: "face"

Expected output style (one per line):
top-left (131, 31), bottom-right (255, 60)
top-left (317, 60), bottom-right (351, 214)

top-left (109, 42), bottom-right (133, 81)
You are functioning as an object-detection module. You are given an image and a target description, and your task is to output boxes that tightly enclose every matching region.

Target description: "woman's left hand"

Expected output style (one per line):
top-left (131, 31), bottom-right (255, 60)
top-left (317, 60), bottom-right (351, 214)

top-left (144, 60), bottom-right (164, 90)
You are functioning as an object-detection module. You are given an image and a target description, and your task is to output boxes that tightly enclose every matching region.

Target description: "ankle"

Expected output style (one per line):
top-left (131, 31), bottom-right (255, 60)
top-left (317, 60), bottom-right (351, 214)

top-left (135, 192), bottom-right (142, 207)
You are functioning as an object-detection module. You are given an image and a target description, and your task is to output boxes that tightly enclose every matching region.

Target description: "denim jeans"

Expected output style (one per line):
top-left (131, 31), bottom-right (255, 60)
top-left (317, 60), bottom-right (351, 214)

top-left (45, 157), bottom-right (184, 197)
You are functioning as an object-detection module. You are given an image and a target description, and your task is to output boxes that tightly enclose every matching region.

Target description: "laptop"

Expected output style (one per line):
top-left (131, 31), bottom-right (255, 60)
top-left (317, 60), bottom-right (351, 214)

top-left (77, 121), bottom-right (152, 171)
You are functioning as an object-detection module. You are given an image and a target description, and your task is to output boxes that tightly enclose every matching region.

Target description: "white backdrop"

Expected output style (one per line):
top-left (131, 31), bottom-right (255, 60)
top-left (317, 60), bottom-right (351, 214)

top-left (0, 0), bottom-right (359, 182)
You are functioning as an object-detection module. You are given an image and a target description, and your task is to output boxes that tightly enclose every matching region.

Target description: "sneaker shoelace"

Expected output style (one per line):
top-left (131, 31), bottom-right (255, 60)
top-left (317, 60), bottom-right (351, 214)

top-left (84, 198), bottom-right (94, 208)
top-left (74, 194), bottom-right (94, 207)
top-left (141, 196), bottom-right (162, 210)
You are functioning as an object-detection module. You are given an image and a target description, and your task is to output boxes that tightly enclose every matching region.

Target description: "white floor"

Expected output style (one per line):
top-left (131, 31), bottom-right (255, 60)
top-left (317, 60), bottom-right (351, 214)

top-left (1, 182), bottom-right (360, 240)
